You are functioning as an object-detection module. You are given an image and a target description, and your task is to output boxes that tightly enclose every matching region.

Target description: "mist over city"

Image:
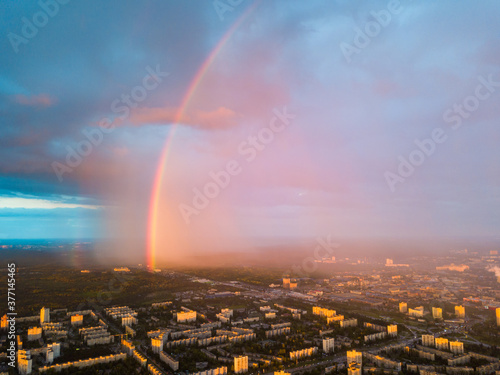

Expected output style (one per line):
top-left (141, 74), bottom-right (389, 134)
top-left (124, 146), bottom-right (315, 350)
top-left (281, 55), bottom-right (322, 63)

top-left (0, 1), bottom-right (499, 374)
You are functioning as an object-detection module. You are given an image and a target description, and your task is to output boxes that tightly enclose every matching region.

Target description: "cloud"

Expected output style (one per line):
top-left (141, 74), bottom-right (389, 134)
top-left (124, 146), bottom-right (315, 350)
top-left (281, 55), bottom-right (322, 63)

top-left (1, 0), bottom-right (500, 247)
top-left (127, 106), bottom-right (239, 130)
top-left (0, 197), bottom-right (101, 210)
top-left (13, 93), bottom-right (55, 107)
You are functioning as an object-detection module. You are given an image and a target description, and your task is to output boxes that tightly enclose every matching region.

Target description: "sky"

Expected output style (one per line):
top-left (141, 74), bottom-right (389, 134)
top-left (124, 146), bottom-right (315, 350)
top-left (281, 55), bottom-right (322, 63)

top-left (1, 0), bottom-right (499, 263)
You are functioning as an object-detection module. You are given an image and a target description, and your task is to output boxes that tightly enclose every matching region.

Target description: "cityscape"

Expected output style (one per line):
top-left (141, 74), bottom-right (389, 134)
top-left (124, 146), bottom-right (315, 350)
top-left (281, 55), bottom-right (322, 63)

top-left (1, 0), bottom-right (500, 374)
top-left (0, 245), bottom-right (499, 374)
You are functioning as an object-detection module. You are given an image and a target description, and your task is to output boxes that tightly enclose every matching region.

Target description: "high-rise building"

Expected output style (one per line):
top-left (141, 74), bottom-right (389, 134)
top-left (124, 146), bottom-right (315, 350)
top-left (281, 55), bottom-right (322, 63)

top-left (234, 356), bottom-right (248, 374)
top-left (122, 315), bottom-right (137, 327)
top-left (47, 343), bottom-right (60, 358)
top-left (283, 278), bottom-right (290, 288)
top-left (46, 348), bottom-right (54, 364)
top-left (152, 337), bottom-right (163, 353)
top-left (40, 307), bottom-right (50, 324)
top-left (160, 351), bottom-right (179, 371)
top-left (496, 308), bottom-right (500, 327)
top-left (422, 334), bottom-right (435, 347)
top-left (409, 306), bottom-right (424, 317)
top-left (274, 372), bottom-right (291, 375)
top-left (449, 341), bottom-right (464, 354)
top-left (432, 307), bottom-right (442, 319)
top-left (121, 339), bottom-right (135, 356)
top-left (387, 325), bottom-right (397, 337)
top-left (348, 363), bottom-right (362, 375)
top-left (1, 314), bottom-right (7, 330)
top-left (27, 327), bottom-right (42, 341)
top-left (323, 337), bottom-right (335, 353)
top-left (399, 302), bottom-right (407, 313)
top-left (455, 305), bottom-right (465, 319)
top-left (435, 337), bottom-right (449, 351)
top-left (221, 308), bottom-right (233, 316)
top-left (347, 350), bottom-right (362, 366)
top-left (18, 350), bottom-right (32, 375)
top-left (71, 314), bottom-right (83, 326)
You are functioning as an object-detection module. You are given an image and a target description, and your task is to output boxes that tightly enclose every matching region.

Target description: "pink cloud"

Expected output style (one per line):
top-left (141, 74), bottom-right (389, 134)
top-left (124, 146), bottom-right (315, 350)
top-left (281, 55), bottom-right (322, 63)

top-left (128, 106), bottom-right (239, 129)
top-left (14, 93), bottom-right (55, 107)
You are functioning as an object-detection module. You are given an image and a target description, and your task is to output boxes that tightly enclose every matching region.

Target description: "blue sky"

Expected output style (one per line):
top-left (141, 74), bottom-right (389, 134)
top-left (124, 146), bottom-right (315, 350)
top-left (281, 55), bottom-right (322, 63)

top-left (1, 1), bottom-right (499, 256)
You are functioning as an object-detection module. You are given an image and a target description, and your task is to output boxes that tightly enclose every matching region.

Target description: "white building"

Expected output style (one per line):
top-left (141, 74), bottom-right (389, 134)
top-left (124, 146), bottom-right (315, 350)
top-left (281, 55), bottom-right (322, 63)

top-left (313, 306), bottom-right (336, 318)
top-left (450, 341), bottom-right (464, 354)
top-left (40, 307), bottom-right (50, 324)
top-left (152, 337), bottom-right (164, 353)
top-left (323, 337), bottom-right (335, 353)
top-left (177, 310), bottom-right (196, 323)
top-left (47, 343), bottom-right (60, 358)
top-left (114, 267), bottom-right (130, 272)
top-left (399, 302), bottom-right (407, 313)
top-left (387, 324), bottom-right (397, 337)
top-left (290, 347), bottom-right (318, 360)
top-left (340, 318), bottom-right (357, 328)
top-left (422, 334), bottom-right (435, 347)
top-left (160, 351), bottom-right (179, 371)
top-left (122, 315), bottom-right (137, 327)
top-left (347, 350), bottom-right (362, 366)
top-left (221, 308), bottom-right (233, 316)
top-left (46, 349), bottom-right (54, 364)
top-left (283, 278), bottom-right (290, 288)
top-left (191, 367), bottom-right (228, 375)
top-left (432, 307), bottom-right (443, 319)
top-left (121, 339), bottom-right (135, 356)
top-left (265, 312), bottom-right (276, 319)
top-left (133, 350), bottom-right (147, 367)
top-left (435, 337), bottom-right (449, 350)
top-left (455, 305), bottom-right (465, 319)
top-left (234, 356), bottom-right (248, 374)
top-left (348, 363), bottom-right (361, 375)
top-left (409, 306), bottom-right (424, 318)
top-left (217, 313), bottom-right (230, 323)
top-left (18, 350), bottom-right (32, 375)
top-left (71, 314), bottom-right (83, 326)
top-left (27, 327), bottom-right (42, 341)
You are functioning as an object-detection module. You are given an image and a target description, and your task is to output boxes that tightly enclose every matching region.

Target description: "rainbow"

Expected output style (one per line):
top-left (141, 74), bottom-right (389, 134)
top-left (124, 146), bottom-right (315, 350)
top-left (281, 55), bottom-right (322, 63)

top-left (146, 1), bottom-right (261, 269)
